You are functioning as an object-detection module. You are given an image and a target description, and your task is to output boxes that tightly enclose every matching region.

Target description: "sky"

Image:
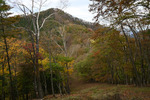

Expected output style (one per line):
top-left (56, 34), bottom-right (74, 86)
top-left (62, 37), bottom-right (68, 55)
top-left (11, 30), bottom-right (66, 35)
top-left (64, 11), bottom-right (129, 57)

top-left (64, 0), bottom-right (95, 22)
top-left (7, 0), bottom-right (95, 22)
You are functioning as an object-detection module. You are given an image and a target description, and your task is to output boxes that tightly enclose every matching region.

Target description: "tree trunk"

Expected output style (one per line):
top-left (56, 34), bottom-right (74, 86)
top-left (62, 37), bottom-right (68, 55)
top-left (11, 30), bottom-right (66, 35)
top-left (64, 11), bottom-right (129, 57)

top-left (47, 42), bottom-right (55, 97)
top-left (4, 37), bottom-right (15, 100)
top-left (2, 61), bottom-right (5, 100)
top-left (2, 27), bottom-right (15, 100)
top-left (109, 64), bottom-right (114, 84)
top-left (14, 65), bottom-right (19, 100)
top-left (58, 82), bottom-right (62, 96)
top-left (1, 12), bottom-right (15, 100)
top-left (65, 63), bottom-right (70, 94)
top-left (22, 94), bottom-right (25, 100)
top-left (36, 34), bottom-right (44, 98)
top-left (49, 50), bottom-right (63, 96)
top-left (29, 33), bottom-right (39, 98)
top-left (128, 25), bottom-right (145, 85)
top-left (42, 71), bottom-right (48, 95)
top-left (26, 93), bottom-right (28, 100)
top-left (145, 47), bottom-right (150, 84)
top-left (121, 25), bottom-right (141, 86)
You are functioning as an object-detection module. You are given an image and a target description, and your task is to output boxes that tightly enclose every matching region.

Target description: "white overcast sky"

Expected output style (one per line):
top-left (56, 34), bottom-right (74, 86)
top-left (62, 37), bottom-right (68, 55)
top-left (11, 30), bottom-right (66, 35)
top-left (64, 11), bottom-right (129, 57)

top-left (7, 0), bottom-right (95, 22)
top-left (65, 0), bottom-right (94, 22)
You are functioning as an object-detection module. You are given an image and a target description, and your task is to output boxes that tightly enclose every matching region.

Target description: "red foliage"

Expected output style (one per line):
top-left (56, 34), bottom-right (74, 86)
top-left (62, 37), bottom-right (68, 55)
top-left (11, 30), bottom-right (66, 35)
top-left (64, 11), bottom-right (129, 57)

top-left (93, 50), bottom-right (100, 57)
top-left (22, 43), bottom-right (44, 60)
top-left (22, 43), bottom-right (34, 52)
top-left (36, 52), bottom-right (44, 60)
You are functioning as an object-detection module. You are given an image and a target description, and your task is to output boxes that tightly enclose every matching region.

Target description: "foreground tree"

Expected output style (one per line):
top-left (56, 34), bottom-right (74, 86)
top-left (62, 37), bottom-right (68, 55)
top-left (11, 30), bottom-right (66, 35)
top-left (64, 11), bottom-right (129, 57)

top-left (0, 0), bottom-right (20, 99)
top-left (9, 0), bottom-right (68, 98)
top-left (90, 0), bottom-right (150, 86)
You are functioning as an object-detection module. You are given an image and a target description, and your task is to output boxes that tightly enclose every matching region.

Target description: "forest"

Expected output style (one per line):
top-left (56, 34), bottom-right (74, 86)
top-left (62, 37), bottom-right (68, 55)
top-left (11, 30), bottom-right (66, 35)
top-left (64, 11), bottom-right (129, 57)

top-left (0, 0), bottom-right (150, 100)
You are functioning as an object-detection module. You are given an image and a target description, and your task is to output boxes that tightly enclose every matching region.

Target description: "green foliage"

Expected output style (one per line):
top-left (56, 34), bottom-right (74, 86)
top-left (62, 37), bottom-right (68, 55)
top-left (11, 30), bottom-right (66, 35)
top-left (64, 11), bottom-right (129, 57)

top-left (75, 56), bottom-right (94, 81)
top-left (1, 1), bottom-right (150, 99)
top-left (51, 62), bottom-right (64, 72)
top-left (0, 0), bottom-right (11, 11)
top-left (75, 27), bottom-right (129, 83)
top-left (56, 55), bottom-right (73, 63)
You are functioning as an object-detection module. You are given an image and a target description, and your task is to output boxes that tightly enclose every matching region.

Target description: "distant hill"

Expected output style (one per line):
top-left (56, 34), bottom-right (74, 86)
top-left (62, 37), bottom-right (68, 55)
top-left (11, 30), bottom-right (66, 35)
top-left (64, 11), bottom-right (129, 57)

top-left (39, 8), bottom-right (95, 29)
top-left (17, 8), bottom-right (98, 59)
top-left (18, 8), bottom-right (98, 31)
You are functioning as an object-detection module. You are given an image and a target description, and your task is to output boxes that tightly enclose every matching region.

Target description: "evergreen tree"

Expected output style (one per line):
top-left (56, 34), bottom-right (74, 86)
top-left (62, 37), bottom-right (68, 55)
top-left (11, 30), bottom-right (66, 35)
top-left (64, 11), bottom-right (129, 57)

top-left (0, 0), bottom-right (20, 99)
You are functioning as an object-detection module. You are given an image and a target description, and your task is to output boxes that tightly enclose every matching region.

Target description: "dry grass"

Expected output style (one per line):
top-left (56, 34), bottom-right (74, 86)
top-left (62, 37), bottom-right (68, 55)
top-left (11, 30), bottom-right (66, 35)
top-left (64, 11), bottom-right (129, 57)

top-left (44, 83), bottom-right (150, 100)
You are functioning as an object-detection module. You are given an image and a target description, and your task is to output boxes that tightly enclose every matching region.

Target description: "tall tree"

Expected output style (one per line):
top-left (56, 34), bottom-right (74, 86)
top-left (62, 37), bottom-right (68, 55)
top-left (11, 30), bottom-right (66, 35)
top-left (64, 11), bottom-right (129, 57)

top-left (9, 0), bottom-right (68, 98)
top-left (0, 0), bottom-right (20, 99)
top-left (89, 0), bottom-right (150, 86)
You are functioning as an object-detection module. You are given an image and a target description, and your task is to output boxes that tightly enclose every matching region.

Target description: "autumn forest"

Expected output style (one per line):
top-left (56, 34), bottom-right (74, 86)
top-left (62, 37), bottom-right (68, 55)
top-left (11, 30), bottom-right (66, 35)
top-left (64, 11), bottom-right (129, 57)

top-left (0, 0), bottom-right (150, 100)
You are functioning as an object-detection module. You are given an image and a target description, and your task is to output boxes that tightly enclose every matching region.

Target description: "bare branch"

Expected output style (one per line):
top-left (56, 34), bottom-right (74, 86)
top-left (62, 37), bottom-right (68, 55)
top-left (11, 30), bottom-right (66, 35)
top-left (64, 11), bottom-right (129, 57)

top-left (39, 13), bottom-right (55, 29)
top-left (52, 38), bottom-right (65, 53)
top-left (12, 25), bottom-right (36, 35)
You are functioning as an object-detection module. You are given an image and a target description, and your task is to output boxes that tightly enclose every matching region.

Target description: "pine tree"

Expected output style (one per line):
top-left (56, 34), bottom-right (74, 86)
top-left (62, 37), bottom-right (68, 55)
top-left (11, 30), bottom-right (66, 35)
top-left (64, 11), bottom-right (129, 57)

top-left (0, 0), bottom-right (20, 99)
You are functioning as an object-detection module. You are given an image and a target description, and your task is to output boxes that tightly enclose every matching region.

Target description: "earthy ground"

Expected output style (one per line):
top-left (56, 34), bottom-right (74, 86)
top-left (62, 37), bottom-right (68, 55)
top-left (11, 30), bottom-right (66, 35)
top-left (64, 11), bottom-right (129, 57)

top-left (43, 76), bottom-right (150, 100)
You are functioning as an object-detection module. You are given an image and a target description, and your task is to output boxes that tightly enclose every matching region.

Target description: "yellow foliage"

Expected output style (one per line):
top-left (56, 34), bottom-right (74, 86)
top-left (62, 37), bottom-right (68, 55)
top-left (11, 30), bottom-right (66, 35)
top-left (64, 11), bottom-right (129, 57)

top-left (0, 38), bottom-right (24, 75)
top-left (64, 60), bottom-right (74, 75)
top-left (41, 57), bottom-right (49, 70)
top-left (90, 39), bottom-right (96, 44)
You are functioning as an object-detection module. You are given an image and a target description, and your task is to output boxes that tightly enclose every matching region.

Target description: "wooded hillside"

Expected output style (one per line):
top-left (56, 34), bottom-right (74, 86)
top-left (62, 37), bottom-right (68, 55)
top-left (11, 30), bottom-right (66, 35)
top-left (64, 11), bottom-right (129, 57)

top-left (0, 0), bottom-right (150, 100)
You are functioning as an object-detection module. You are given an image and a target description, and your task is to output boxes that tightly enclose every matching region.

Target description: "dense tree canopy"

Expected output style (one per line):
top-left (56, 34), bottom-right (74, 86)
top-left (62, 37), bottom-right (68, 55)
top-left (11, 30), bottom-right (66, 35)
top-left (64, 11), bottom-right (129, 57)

top-left (0, 0), bottom-right (150, 99)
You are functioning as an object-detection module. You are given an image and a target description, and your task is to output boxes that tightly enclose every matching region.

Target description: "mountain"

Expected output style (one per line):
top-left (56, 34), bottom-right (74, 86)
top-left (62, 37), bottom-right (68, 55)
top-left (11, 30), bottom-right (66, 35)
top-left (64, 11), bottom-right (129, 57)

top-left (39, 8), bottom-right (95, 29)
top-left (17, 8), bottom-right (97, 59)
top-left (18, 8), bottom-right (97, 31)
top-left (40, 8), bottom-right (95, 58)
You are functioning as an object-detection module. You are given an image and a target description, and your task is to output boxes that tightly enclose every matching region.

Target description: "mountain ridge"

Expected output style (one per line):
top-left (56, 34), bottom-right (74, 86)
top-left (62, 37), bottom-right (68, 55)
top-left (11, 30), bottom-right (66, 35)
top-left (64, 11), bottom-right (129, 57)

top-left (39, 8), bottom-right (96, 29)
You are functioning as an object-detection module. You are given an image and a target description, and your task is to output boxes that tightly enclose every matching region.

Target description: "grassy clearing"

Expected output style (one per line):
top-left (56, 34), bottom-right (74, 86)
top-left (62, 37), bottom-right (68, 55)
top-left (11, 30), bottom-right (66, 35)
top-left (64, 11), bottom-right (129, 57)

top-left (44, 83), bottom-right (150, 100)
